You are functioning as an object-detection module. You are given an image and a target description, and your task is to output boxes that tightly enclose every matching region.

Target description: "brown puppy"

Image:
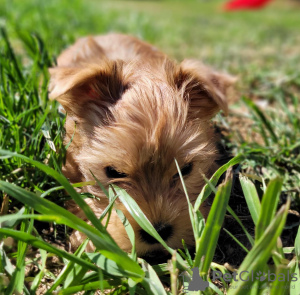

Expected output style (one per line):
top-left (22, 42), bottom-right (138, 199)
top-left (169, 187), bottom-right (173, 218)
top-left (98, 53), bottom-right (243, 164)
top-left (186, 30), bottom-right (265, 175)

top-left (49, 34), bottom-right (234, 259)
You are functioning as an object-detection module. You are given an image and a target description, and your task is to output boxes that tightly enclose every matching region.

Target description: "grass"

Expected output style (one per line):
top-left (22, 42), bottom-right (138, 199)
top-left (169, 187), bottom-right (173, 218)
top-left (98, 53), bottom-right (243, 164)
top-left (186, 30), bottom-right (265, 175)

top-left (0, 0), bottom-right (299, 294)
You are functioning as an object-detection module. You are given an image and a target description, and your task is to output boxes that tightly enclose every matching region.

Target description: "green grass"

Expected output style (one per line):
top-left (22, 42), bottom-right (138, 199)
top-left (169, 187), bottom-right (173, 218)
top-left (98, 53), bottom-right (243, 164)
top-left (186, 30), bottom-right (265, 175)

top-left (0, 0), bottom-right (300, 294)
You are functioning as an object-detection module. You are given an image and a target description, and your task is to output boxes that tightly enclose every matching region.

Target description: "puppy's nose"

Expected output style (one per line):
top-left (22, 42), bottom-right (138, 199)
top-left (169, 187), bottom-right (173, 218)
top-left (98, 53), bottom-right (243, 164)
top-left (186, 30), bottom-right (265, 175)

top-left (140, 223), bottom-right (173, 244)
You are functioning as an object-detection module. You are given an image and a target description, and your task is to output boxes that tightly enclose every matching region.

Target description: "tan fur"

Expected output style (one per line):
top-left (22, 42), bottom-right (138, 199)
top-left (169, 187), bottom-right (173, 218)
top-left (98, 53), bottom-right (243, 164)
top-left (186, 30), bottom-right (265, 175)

top-left (49, 33), bottom-right (234, 256)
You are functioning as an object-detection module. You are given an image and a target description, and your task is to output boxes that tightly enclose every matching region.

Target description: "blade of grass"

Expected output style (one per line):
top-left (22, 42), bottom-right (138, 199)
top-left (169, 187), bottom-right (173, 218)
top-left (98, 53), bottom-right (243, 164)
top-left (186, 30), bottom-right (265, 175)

top-left (0, 149), bottom-right (105, 235)
top-left (128, 278), bottom-right (137, 295)
top-left (194, 169), bottom-right (232, 275)
top-left (294, 225), bottom-right (300, 260)
top-left (290, 257), bottom-right (300, 295)
top-left (0, 228), bottom-right (99, 271)
top-left (222, 228), bottom-right (249, 253)
top-left (56, 279), bottom-right (122, 295)
top-left (63, 259), bottom-right (89, 289)
top-left (226, 206), bottom-right (255, 246)
top-left (5, 207), bottom-right (31, 295)
top-left (270, 264), bottom-right (290, 295)
top-left (242, 96), bottom-right (278, 143)
top-left (45, 239), bottom-right (90, 294)
top-left (115, 208), bottom-right (137, 261)
top-left (255, 177), bottom-right (283, 241)
top-left (291, 226), bottom-right (300, 294)
top-left (39, 180), bottom-right (96, 198)
top-left (194, 154), bottom-right (243, 211)
top-left (0, 243), bottom-right (15, 276)
top-left (239, 175), bottom-right (261, 225)
top-left (139, 258), bottom-right (168, 295)
top-left (86, 252), bottom-right (138, 278)
top-left (112, 185), bottom-right (187, 270)
top-left (228, 200), bottom-right (290, 294)
top-left (0, 181), bottom-right (144, 279)
top-left (175, 158), bottom-right (203, 247)
top-left (30, 248), bottom-right (47, 294)
top-left (1, 28), bottom-right (24, 83)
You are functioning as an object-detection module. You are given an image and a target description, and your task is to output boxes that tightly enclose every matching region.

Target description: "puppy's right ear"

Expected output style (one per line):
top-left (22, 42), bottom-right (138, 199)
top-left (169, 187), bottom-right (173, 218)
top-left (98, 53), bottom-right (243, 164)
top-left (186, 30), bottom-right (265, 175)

top-left (49, 60), bottom-right (126, 123)
top-left (172, 60), bottom-right (236, 120)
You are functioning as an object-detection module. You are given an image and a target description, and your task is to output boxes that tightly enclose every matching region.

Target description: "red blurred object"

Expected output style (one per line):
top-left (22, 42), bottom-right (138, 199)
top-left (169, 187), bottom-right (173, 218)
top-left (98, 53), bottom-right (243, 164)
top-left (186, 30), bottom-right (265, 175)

top-left (224, 0), bottom-right (272, 10)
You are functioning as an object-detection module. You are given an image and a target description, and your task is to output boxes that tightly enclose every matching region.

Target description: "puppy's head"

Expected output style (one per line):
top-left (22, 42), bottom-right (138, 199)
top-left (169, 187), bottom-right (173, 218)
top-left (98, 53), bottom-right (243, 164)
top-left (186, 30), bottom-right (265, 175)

top-left (49, 59), bottom-right (234, 257)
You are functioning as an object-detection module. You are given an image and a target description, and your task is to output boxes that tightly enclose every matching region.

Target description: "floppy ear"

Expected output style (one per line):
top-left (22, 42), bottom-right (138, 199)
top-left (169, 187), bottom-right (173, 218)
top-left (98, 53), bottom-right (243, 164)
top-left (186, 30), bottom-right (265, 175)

top-left (48, 60), bottom-right (126, 123)
top-left (174, 59), bottom-right (236, 120)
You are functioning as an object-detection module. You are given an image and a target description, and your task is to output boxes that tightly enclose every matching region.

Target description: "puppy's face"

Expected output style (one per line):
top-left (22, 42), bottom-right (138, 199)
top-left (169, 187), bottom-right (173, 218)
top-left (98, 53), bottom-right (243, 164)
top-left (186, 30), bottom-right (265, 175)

top-left (49, 58), bottom-right (233, 257)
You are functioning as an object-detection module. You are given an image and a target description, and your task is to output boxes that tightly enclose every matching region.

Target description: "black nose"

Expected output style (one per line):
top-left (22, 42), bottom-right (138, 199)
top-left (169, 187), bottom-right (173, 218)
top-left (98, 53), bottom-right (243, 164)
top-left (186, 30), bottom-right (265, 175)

top-left (140, 223), bottom-right (173, 244)
top-left (141, 250), bottom-right (172, 264)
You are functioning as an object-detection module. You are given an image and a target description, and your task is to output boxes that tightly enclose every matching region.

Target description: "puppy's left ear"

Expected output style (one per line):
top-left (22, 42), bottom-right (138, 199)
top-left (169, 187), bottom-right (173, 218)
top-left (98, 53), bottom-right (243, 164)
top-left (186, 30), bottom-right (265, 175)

top-left (175, 59), bottom-right (236, 120)
top-left (48, 60), bottom-right (126, 123)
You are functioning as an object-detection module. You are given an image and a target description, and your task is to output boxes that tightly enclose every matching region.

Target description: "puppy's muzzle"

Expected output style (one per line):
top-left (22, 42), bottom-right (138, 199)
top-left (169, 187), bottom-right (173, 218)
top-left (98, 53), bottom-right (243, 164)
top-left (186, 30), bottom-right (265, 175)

top-left (140, 222), bottom-right (173, 244)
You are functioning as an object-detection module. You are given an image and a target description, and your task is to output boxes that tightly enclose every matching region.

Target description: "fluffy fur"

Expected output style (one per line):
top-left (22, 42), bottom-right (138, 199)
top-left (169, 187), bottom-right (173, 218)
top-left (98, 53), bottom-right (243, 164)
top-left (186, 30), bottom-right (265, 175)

top-left (49, 34), bottom-right (234, 257)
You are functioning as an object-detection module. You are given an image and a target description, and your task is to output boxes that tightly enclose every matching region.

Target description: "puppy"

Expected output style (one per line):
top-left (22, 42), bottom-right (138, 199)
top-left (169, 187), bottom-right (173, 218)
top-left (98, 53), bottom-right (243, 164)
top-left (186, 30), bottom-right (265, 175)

top-left (49, 34), bottom-right (234, 261)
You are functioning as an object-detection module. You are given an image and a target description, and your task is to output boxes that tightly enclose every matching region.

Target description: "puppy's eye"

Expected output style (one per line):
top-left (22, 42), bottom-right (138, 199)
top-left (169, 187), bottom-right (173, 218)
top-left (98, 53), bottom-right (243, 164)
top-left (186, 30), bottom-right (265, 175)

top-left (105, 166), bottom-right (128, 179)
top-left (173, 162), bottom-right (193, 179)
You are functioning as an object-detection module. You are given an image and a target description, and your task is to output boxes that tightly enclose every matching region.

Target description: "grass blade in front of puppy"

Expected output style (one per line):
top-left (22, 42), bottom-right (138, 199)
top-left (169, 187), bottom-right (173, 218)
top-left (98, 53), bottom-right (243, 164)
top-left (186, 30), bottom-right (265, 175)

top-left (45, 239), bottom-right (90, 294)
top-left (290, 227), bottom-right (300, 295)
top-left (128, 277), bottom-right (138, 295)
top-left (54, 279), bottom-right (123, 295)
top-left (174, 159), bottom-right (203, 246)
top-left (270, 261), bottom-right (292, 295)
top-left (255, 177), bottom-right (283, 241)
top-left (241, 176), bottom-right (287, 268)
top-left (256, 177), bottom-right (286, 267)
top-left (115, 207), bottom-right (137, 261)
top-left (178, 240), bottom-right (193, 267)
top-left (170, 252), bottom-right (179, 295)
top-left (0, 242), bottom-right (14, 277)
top-left (194, 154), bottom-right (244, 211)
top-left (291, 262), bottom-right (300, 295)
top-left (84, 252), bottom-right (134, 279)
top-left (90, 170), bottom-right (117, 227)
top-left (63, 247), bottom-right (90, 289)
top-left (3, 207), bottom-right (31, 295)
top-left (0, 227), bottom-right (98, 271)
top-left (295, 226), bottom-right (300, 263)
top-left (193, 169), bottom-right (232, 275)
top-left (222, 228), bottom-right (249, 253)
top-left (40, 180), bottom-right (96, 198)
top-left (30, 247), bottom-right (47, 294)
top-left (112, 185), bottom-right (187, 269)
top-left (0, 150), bottom-right (108, 234)
top-left (139, 259), bottom-right (168, 295)
top-left (53, 272), bottom-right (123, 295)
top-left (195, 156), bottom-right (254, 247)
top-left (0, 180), bottom-right (144, 280)
top-left (227, 199), bottom-right (290, 294)
top-left (0, 216), bottom-right (138, 291)
top-left (226, 205), bottom-right (254, 246)
top-left (90, 169), bottom-right (109, 198)
top-left (239, 175), bottom-right (261, 225)
top-left (0, 150), bottom-right (143, 272)
top-left (16, 207), bottom-right (34, 295)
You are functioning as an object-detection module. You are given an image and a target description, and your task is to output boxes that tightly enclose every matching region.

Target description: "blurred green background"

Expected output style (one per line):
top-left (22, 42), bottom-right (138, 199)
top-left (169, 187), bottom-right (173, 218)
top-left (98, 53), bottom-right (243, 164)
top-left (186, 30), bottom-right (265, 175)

top-left (1, 0), bottom-right (299, 75)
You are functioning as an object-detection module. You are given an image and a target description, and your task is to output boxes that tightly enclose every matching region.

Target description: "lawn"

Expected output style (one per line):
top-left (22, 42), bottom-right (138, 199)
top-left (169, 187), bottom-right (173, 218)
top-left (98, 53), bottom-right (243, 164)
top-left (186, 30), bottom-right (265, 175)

top-left (0, 0), bottom-right (299, 294)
